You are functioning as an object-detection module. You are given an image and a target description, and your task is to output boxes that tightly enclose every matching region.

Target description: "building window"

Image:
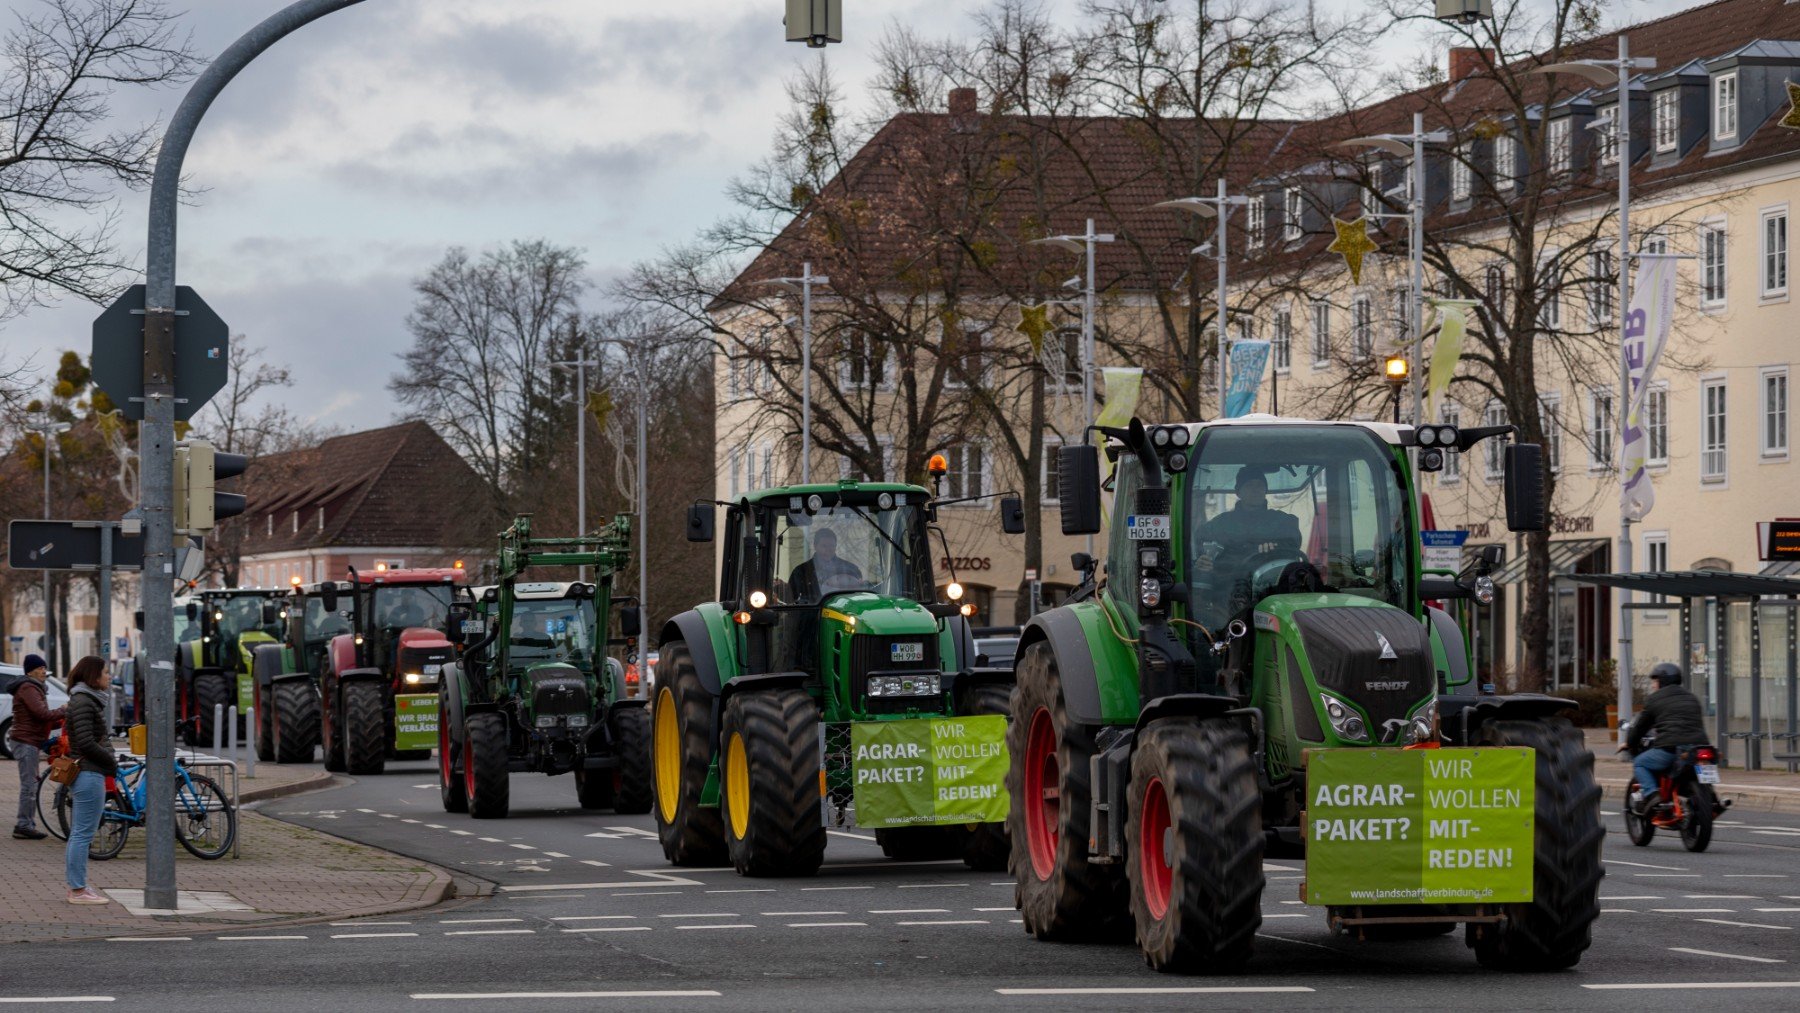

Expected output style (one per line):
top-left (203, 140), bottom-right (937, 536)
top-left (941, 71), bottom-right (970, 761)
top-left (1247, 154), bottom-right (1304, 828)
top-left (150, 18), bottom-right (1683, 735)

top-left (1537, 253), bottom-right (1561, 332)
top-left (1590, 249), bottom-right (1614, 322)
top-left (1352, 296), bottom-right (1372, 358)
top-left (940, 443), bottom-right (987, 499)
top-left (1247, 195), bottom-right (1266, 249)
top-left (1494, 132), bottom-right (1516, 190)
top-left (946, 323), bottom-right (987, 390)
top-left (1540, 394), bottom-right (1562, 473)
top-left (1311, 301), bottom-right (1331, 365)
top-left (1700, 378), bottom-right (1727, 482)
top-left (1484, 263), bottom-right (1507, 310)
top-left (1272, 308), bottom-right (1292, 371)
top-left (1653, 90), bottom-right (1678, 153)
top-left (1700, 222), bottom-right (1727, 306)
top-left (1389, 287), bottom-right (1408, 344)
top-left (1762, 209), bottom-right (1788, 297)
top-left (1642, 231), bottom-right (1669, 256)
top-left (1596, 105), bottom-right (1619, 165)
top-left (1646, 385), bottom-right (1669, 465)
top-left (840, 332), bottom-right (889, 389)
top-left (1484, 401), bottom-right (1508, 478)
top-left (1284, 187), bottom-right (1305, 242)
top-left (1589, 388), bottom-right (1614, 469)
top-left (1234, 317), bottom-right (1255, 344)
top-left (1644, 534), bottom-right (1670, 601)
top-left (1042, 437), bottom-right (1063, 503)
top-left (1764, 369), bottom-right (1790, 457)
top-left (1441, 403), bottom-right (1461, 482)
top-left (1547, 118), bottom-right (1571, 176)
top-left (840, 436), bottom-right (893, 483)
top-left (1451, 141), bottom-right (1472, 201)
top-left (1714, 72), bottom-right (1738, 141)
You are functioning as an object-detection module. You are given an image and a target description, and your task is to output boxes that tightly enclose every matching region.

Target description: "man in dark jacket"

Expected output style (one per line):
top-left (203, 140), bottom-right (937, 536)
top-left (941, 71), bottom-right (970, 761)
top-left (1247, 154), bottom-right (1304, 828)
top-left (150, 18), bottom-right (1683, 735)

top-left (1623, 662), bottom-right (1708, 812)
top-left (9, 654), bottom-right (64, 839)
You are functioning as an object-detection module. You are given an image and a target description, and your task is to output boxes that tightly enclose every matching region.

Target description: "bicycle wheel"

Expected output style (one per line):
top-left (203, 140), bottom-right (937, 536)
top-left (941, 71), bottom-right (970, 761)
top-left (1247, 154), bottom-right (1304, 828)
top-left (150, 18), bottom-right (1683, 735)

top-left (174, 773), bottom-right (237, 860)
top-left (89, 801), bottom-right (131, 861)
top-left (38, 780), bottom-right (71, 841)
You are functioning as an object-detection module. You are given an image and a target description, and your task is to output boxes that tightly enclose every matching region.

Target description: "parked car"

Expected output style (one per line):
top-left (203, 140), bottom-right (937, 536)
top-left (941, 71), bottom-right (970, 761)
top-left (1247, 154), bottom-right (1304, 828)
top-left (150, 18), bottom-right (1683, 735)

top-left (0, 663), bottom-right (70, 759)
top-left (971, 626), bottom-right (1022, 672)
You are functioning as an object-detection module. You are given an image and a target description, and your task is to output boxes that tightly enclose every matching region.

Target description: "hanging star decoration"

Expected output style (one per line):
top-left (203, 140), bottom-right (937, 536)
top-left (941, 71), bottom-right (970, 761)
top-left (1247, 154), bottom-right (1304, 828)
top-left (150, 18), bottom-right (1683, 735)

top-left (1017, 302), bottom-right (1052, 355)
top-left (1781, 80), bottom-right (1800, 131)
top-left (1327, 216), bottom-right (1381, 285)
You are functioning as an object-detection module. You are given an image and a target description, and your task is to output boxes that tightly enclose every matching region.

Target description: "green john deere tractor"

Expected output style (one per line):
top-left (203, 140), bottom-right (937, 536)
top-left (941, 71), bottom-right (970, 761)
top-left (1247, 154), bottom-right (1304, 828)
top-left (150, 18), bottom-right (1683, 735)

top-left (437, 515), bottom-right (653, 820)
top-left (1013, 416), bottom-right (1602, 973)
top-left (654, 478), bottom-right (1025, 877)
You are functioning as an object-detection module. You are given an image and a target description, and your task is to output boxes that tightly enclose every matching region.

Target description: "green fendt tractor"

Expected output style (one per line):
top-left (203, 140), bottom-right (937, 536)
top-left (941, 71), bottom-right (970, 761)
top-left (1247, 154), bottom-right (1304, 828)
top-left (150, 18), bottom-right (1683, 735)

top-left (437, 515), bottom-right (653, 820)
top-left (654, 477), bottom-right (1026, 877)
top-left (136, 589), bottom-right (285, 746)
top-left (1013, 416), bottom-right (1602, 973)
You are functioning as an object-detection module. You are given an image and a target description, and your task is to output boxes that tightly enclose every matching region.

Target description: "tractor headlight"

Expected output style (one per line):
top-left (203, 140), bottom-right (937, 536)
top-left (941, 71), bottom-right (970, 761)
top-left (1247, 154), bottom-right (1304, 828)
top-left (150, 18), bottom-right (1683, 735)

top-left (404, 672), bottom-right (423, 685)
top-left (1169, 426), bottom-right (1191, 447)
top-left (748, 590), bottom-right (769, 609)
top-left (1139, 577), bottom-right (1162, 608)
top-left (867, 674), bottom-right (940, 698)
top-left (567, 714), bottom-right (589, 728)
top-left (1473, 575), bottom-right (1496, 605)
top-left (946, 582), bottom-right (964, 601)
top-left (1408, 699), bottom-right (1438, 745)
top-left (535, 715), bottom-right (558, 728)
top-left (1319, 693), bottom-right (1369, 742)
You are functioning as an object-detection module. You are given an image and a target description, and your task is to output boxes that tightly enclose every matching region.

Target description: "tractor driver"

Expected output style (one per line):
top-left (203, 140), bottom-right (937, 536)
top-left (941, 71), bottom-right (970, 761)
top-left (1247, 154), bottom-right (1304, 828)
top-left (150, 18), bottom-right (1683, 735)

top-left (1193, 467), bottom-right (1303, 582)
top-left (384, 598), bottom-right (426, 630)
top-left (788, 527), bottom-right (865, 604)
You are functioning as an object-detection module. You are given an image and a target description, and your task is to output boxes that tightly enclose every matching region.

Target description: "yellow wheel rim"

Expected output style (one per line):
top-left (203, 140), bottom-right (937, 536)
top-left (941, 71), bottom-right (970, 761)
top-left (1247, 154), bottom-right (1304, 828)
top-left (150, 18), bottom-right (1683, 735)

top-left (654, 687), bottom-right (681, 824)
top-left (726, 731), bottom-right (751, 840)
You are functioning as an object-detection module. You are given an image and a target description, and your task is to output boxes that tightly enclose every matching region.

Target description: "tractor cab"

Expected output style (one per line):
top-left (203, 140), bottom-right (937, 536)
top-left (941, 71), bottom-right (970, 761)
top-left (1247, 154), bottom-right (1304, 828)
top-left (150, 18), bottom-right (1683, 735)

top-left (463, 580), bottom-right (622, 731)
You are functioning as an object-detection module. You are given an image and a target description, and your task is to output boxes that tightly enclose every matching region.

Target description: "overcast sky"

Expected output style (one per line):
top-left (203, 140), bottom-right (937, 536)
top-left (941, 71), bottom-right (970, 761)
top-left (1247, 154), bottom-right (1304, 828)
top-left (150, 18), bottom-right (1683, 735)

top-left (2, 0), bottom-right (1687, 431)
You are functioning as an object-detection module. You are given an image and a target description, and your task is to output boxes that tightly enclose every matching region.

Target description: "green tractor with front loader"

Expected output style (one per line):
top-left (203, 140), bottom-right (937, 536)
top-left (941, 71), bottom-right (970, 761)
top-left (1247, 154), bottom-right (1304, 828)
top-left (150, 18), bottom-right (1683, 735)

top-left (653, 475), bottom-right (1026, 877)
top-left (437, 514), bottom-right (654, 819)
top-left (1014, 416), bottom-right (1602, 973)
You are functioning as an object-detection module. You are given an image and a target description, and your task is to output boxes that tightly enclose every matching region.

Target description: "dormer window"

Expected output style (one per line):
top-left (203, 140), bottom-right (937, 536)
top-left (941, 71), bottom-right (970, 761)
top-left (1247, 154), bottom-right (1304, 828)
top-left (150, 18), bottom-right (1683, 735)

top-left (1547, 119), bottom-right (1571, 175)
top-left (1713, 72), bottom-right (1737, 141)
top-left (1596, 105), bottom-right (1619, 165)
top-left (1451, 142), bottom-right (1472, 201)
top-left (1494, 133), bottom-right (1516, 190)
top-left (1653, 90), bottom-right (1679, 153)
top-left (1283, 187), bottom-right (1304, 242)
top-left (1247, 195), bottom-right (1266, 249)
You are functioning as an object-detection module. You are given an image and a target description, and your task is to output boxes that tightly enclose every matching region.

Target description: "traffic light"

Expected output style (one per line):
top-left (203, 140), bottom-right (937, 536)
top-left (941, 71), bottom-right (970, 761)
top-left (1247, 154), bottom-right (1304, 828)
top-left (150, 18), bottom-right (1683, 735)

top-left (174, 439), bottom-right (249, 534)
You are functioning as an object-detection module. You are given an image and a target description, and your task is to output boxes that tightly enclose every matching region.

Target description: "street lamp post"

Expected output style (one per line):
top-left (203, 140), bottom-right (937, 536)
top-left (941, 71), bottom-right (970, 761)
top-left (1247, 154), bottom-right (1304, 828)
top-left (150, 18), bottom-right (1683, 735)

top-left (1033, 222), bottom-right (1115, 556)
top-left (1534, 37), bottom-right (1656, 727)
top-left (1152, 183), bottom-right (1251, 415)
top-left (551, 355), bottom-right (601, 582)
top-left (756, 263), bottom-right (830, 484)
top-left (26, 414), bottom-right (71, 669)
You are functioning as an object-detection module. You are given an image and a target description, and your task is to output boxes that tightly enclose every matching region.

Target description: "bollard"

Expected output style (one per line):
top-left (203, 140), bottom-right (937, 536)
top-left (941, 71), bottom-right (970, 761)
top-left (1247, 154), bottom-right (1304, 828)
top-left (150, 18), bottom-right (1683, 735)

top-left (227, 705), bottom-right (238, 759)
top-left (213, 703), bottom-right (225, 755)
top-left (244, 706), bottom-right (256, 777)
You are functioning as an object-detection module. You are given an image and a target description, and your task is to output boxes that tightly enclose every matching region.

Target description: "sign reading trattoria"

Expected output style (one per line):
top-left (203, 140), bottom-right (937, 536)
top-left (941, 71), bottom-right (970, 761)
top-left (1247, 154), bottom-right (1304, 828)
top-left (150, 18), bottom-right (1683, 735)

top-left (850, 715), bottom-right (1009, 828)
top-left (394, 693), bottom-right (439, 752)
top-left (1304, 747), bottom-right (1535, 905)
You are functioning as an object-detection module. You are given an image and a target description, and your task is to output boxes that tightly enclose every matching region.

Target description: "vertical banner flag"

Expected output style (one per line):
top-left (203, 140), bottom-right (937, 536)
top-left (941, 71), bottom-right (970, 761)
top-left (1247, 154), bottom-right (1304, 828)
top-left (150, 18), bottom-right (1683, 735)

top-left (1224, 340), bottom-right (1272, 418)
top-left (1619, 255), bottom-right (1677, 521)
top-left (1424, 299), bottom-right (1475, 410)
top-left (1093, 367), bottom-right (1144, 429)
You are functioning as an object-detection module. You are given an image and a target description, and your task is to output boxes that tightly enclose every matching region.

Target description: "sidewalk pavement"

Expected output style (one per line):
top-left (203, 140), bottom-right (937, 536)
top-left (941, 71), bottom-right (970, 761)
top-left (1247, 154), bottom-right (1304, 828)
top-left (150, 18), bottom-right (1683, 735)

top-left (1582, 727), bottom-right (1800, 814)
top-left (2, 747), bottom-right (455, 943)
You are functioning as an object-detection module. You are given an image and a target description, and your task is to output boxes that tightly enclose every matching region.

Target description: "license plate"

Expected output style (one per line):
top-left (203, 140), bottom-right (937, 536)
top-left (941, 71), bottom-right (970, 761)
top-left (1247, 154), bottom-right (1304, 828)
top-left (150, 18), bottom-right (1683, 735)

top-left (889, 642), bottom-right (925, 663)
top-left (1127, 515), bottom-right (1171, 540)
top-left (1697, 764), bottom-right (1720, 784)
top-left (423, 664), bottom-right (442, 675)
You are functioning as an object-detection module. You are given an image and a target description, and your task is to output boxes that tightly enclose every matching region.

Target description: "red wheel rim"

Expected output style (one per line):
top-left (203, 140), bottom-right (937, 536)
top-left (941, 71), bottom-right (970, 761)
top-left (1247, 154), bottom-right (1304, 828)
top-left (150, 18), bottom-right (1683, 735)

top-left (1140, 776), bottom-right (1173, 920)
top-left (464, 725), bottom-right (477, 803)
top-left (1023, 707), bottom-right (1061, 880)
top-left (439, 707), bottom-right (453, 787)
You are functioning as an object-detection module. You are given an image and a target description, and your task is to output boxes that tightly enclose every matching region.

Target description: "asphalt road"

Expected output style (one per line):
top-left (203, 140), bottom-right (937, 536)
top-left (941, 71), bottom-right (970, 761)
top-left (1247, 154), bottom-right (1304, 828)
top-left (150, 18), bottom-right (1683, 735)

top-left (10, 759), bottom-right (1800, 1011)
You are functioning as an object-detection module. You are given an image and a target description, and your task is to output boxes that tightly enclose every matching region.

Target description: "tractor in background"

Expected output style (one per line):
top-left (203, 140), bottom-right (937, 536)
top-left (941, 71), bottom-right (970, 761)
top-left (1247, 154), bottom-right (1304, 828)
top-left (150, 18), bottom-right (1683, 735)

top-left (136, 588), bottom-right (286, 747)
top-left (438, 515), bottom-right (652, 819)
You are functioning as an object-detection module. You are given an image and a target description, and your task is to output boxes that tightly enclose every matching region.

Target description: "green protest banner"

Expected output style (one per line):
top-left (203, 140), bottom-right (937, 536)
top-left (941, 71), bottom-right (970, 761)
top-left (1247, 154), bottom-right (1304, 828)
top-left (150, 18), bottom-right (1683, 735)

top-left (851, 715), bottom-right (1009, 828)
top-left (1305, 747), bottom-right (1535, 906)
top-left (394, 693), bottom-right (439, 752)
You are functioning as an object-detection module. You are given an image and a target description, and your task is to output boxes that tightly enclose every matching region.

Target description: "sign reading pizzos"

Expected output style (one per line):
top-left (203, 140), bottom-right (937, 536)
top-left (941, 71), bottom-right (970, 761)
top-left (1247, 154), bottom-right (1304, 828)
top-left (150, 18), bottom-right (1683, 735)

top-left (1305, 747), bottom-right (1535, 906)
top-left (850, 715), bottom-right (1009, 828)
top-left (394, 693), bottom-right (439, 752)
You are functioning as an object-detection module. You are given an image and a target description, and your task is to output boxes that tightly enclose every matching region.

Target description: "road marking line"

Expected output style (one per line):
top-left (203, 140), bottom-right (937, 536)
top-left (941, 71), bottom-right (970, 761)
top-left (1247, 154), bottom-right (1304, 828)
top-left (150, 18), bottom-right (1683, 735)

top-left (105, 937), bottom-right (191, 942)
top-left (674, 924), bottom-right (756, 930)
top-left (1592, 979), bottom-right (1799, 988)
top-left (801, 886), bottom-right (873, 891)
top-left (1687, 895), bottom-right (1759, 899)
top-left (996, 987), bottom-right (1314, 995)
top-left (479, 837), bottom-right (503, 843)
top-left (331, 932), bottom-right (418, 939)
top-left (330, 921), bottom-right (410, 927)
top-left (1752, 830), bottom-right (1800, 837)
top-left (707, 888), bottom-right (774, 894)
top-left (603, 825), bottom-right (660, 837)
top-left (1755, 908), bottom-right (1800, 912)
top-left (895, 919), bottom-right (988, 926)
top-left (0, 998), bottom-right (115, 1003)
top-left (1725, 875), bottom-right (1789, 879)
top-left (440, 919), bottom-right (523, 925)
top-left (761, 911), bottom-right (844, 917)
top-left (1635, 874), bottom-right (1703, 878)
top-left (357, 808), bottom-right (376, 813)
top-left (870, 908), bottom-right (949, 915)
top-left (411, 991), bottom-right (720, 1000)
top-left (1279, 900), bottom-right (1306, 905)
top-left (1261, 914), bottom-right (1309, 919)
top-left (496, 871), bottom-right (706, 891)
top-left (401, 818), bottom-right (420, 824)
top-left (972, 907), bottom-right (1014, 912)
top-left (1601, 909), bottom-right (1638, 914)
top-left (614, 891), bottom-right (680, 897)
top-left (580, 860), bottom-right (611, 868)
top-left (1601, 895), bottom-right (1665, 900)
top-left (543, 852), bottom-right (570, 859)
top-left (450, 830), bottom-right (473, 836)
top-left (1667, 947), bottom-right (1786, 964)
top-left (509, 844), bottom-right (537, 851)
top-left (988, 881), bottom-right (1012, 886)
top-left (552, 915), bottom-right (637, 922)
top-left (1696, 919), bottom-right (1792, 931)
top-left (826, 830), bottom-right (877, 841)
top-left (788, 921), bottom-right (867, 928)
top-left (1652, 908), bottom-right (1735, 913)
top-left (217, 935), bottom-right (307, 941)
top-left (425, 824), bottom-right (446, 830)
top-left (445, 929), bottom-right (536, 936)
top-left (1605, 858), bottom-right (1687, 870)
top-left (561, 926), bottom-right (653, 933)
top-left (379, 813), bottom-right (397, 819)
top-left (657, 913), bottom-right (740, 919)
top-left (898, 883), bottom-right (967, 889)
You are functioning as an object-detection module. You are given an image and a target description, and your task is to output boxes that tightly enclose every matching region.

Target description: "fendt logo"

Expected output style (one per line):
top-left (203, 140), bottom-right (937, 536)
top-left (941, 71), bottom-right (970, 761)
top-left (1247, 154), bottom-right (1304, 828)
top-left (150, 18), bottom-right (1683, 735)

top-left (1375, 632), bottom-right (1398, 660)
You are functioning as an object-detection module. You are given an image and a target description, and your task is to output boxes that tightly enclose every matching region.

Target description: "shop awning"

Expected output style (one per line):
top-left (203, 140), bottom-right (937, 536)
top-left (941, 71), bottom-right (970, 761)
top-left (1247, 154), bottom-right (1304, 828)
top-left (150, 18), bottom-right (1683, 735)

top-left (1762, 560), bottom-right (1800, 578)
top-left (1567, 570), bottom-right (1800, 599)
top-left (1490, 537), bottom-right (1608, 585)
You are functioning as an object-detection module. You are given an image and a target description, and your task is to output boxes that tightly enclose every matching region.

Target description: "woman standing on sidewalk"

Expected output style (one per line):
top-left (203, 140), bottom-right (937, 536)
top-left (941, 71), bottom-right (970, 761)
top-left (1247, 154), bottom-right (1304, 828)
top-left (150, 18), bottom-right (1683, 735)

top-left (64, 657), bottom-right (114, 905)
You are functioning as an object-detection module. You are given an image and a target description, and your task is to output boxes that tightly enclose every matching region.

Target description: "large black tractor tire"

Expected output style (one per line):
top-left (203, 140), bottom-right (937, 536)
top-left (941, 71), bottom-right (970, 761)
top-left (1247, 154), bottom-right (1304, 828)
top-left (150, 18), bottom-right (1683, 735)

top-left (651, 641), bottom-right (728, 866)
top-left (1126, 718), bottom-right (1265, 974)
top-left (1470, 717), bottom-right (1603, 971)
top-left (271, 680), bottom-right (319, 765)
top-left (464, 712), bottom-right (511, 820)
top-left (609, 705), bottom-right (654, 815)
top-left (719, 688), bottom-right (826, 878)
top-left (1008, 641), bottom-right (1127, 941)
top-left (322, 686), bottom-right (347, 773)
top-left (438, 693), bottom-right (467, 814)
top-left (959, 682), bottom-right (1014, 872)
top-left (193, 672), bottom-right (232, 749)
top-left (1682, 784), bottom-right (1715, 853)
top-left (343, 682), bottom-right (387, 775)
top-left (254, 683), bottom-right (275, 762)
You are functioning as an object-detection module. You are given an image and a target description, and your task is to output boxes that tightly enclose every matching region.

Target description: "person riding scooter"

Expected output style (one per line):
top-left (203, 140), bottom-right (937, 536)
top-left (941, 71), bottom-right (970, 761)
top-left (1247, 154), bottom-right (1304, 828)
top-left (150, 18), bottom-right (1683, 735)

top-left (1620, 662), bottom-right (1708, 813)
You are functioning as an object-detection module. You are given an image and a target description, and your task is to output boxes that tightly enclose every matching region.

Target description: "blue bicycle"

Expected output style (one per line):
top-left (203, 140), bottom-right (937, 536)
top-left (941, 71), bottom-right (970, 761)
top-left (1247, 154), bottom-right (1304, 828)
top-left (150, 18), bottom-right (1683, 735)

top-left (48, 753), bottom-right (237, 860)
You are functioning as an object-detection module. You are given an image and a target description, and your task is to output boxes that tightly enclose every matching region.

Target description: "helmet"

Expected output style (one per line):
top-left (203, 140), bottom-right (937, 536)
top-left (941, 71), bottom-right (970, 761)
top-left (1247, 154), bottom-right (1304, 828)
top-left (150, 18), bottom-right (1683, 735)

top-left (1648, 662), bottom-right (1682, 686)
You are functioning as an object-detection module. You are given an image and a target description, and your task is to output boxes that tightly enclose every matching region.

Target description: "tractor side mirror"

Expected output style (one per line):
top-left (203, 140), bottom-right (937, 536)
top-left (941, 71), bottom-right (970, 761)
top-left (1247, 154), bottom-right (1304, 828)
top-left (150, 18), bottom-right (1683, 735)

top-left (999, 496), bottom-right (1025, 535)
top-left (184, 602), bottom-right (199, 622)
top-left (687, 503), bottom-right (715, 543)
top-left (618, 606), bottom-right (643, 639)
top-left (1503, 443), bottom-right (1547, 532)
top-left (1475, 544), bottom-right (1505, 576)
top-left (1057, 444), bottom-right (1103, 536)
top-left (133, 609), bottom-right (145, 631)
top-left (320, 584), bottom-right (339, 613)
top-left (1071, 551), bottom-right (1093, 574)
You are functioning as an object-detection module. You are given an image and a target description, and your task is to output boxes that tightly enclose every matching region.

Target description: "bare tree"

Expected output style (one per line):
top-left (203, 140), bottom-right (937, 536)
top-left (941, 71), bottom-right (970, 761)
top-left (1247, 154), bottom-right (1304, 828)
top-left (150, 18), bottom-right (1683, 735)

top-left (0, 0), bottom-right (198, 322)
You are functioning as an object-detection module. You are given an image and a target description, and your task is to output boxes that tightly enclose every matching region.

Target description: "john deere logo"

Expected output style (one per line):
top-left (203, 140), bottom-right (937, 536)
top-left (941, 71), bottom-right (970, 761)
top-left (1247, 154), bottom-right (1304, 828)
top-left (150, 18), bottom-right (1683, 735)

top-left (1375, 632), bottom-right (1397, 660)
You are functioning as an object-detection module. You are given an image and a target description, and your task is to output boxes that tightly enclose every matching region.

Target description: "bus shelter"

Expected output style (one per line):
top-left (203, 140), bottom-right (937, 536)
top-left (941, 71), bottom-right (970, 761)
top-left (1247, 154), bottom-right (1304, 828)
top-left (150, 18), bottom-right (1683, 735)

top-left (1569, 571), bottom-right (1800, 771)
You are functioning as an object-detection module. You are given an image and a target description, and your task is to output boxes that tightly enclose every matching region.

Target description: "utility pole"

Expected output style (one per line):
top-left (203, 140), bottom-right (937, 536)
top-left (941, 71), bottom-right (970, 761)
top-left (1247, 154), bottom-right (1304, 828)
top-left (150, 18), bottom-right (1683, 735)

top-left (756, 264), bottom-right (829, 483)
top-left (27, 415), bottom-right (71, 669)
top-left (1032, 223), bottom-right (1114, 555)
top-left (552, 352), bottom-right (602, 582)
top-left (636, 330), bottom-right (650, 632)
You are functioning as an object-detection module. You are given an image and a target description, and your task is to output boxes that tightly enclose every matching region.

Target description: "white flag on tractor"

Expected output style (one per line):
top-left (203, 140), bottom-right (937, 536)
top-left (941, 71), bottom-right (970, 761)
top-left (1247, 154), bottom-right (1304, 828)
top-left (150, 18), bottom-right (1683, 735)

top-left (1619, 255), bottom-right (1677, 521)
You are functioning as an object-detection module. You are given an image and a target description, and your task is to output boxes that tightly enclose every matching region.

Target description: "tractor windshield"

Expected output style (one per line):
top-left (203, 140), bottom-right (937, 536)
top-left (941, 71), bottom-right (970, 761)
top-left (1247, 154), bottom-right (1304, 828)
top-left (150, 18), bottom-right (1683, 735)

top-left (1184, 426), bottom-right (1410, 625)
top-left (507, 597), bottom-right (597, 670)
top-left (769, 501), bottom-right (929, 605)
top-left (303, 595), bottom-right (353, 671)
top-left (371, 586), bottom-right (452, 633)
top-left (210, 596), bottom-right (279, 666)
